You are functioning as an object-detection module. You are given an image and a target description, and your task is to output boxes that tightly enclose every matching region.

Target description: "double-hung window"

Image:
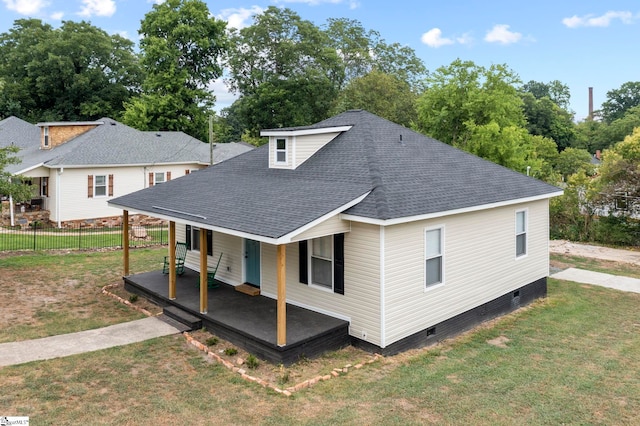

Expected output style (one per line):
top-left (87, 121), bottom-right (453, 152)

top-left (275, 138), bottom-right (287, 163)
top-left (425, 227), bottom-right (444, 288)
top-left (94, 175), bottom-right (107, 197)
top-left (154, 172), bottom-right (166, 185)
top-left (43, 126), bottom-right (49, 147)
top-left (516, 210), bottom-right (527, 257)
top-left (186, 225), bottom-right (212, 255)
top-left (299, 234), bottom-right (345, 295)
top-left (311, 236), bottom-right (333, 290)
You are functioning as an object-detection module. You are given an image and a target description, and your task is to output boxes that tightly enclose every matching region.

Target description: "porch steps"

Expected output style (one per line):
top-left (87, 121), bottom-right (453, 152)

top-left (157, 313), bottom-right (192, 333)
top-left (162, 306), bottom-right (203, 331)
top-left (235, 283), bottom-right (260, 296)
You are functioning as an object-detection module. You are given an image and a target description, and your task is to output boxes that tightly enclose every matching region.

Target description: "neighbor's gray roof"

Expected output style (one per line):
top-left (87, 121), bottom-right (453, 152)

top-left (110, 110), bottom-right (561, 240)
top-left (0, 116), bottom-right (252, 173)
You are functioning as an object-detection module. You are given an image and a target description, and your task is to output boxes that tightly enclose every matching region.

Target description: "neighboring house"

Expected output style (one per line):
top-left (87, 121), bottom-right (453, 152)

top-left (110, 110), bottom-right (562, 356)
top-left (0, 116), bottom-right (252, 227)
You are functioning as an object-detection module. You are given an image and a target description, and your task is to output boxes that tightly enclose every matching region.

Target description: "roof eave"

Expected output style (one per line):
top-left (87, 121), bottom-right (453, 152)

top-left (260, 126), bottom-right (352, 137)
top-left (342, 190), bottom-right (564, 226)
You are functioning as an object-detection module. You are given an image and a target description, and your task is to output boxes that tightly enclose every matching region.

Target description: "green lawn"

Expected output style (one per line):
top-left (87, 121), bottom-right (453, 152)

top-left (0, 251), bottom-right (638, 424)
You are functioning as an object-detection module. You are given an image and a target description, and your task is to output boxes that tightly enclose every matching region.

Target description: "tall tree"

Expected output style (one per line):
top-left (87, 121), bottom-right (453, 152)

top-left (123, 0), bottom-right (226, 140)
top-left (521, 92), bottom-right (575, 151)
top-left (332, 70), bottom-right (417, 127)
top-left (225, 7), bottom-right (342, 135)
top-left (601, 81), bottom-right (640, 124)
top-left (324, 18), bottom-right (427, 91)
top-left (0, 19), bottom-right (142, 122)
top-left (522, 80), bottom-right (571, 111)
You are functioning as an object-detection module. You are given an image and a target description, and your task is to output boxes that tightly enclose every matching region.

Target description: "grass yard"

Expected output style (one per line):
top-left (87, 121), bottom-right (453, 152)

top-left (0, 250), bottom-right (638, 424)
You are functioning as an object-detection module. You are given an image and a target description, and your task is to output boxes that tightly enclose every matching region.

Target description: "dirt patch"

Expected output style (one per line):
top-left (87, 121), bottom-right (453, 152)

top-left (186, 327), bottom-right (380, 394)
top-left (487, 335), bottom-right (510, 348)
top-left (549, 240), bottom-right (640, 266)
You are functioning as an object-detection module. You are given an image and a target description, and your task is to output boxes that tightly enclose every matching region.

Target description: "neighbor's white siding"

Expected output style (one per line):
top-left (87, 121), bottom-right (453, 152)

top-left (54, 165), bottom-right (196, 222)
top-left (382, 199), bottom-right (550, 345)
top-left (261, 222), bottom-right (383, 346)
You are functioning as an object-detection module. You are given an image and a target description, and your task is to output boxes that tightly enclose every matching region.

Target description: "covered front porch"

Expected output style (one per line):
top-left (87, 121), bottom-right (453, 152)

top-left (124, 267), bottom-right (350, 365)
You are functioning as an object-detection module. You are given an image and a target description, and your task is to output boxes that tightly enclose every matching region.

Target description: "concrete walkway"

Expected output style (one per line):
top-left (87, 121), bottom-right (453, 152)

top-left (0, 317), bottom-right (181, 367)
top-left (550, 268), bottom-right (640, 294)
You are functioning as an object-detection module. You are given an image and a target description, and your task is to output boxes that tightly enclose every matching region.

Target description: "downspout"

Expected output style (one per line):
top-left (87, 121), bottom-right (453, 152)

top-left (56, 167), bottom-right (63, 228)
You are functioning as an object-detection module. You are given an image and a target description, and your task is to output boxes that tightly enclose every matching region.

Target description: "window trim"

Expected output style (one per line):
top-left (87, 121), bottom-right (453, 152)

top-left (186, 225), bottom-right (212, 256)
top-left (93, 174), bottom-right (107, 198)
top-left (154, 172), bottom-right (166, 185)
top-left (308, 235), bottom-right (334, 292)
top-left (424, 225), bottom-right (445, 290)
top-left (275, 137), bottom-right (288, 164)
top-left (515, 209), bottom-right (528, 258)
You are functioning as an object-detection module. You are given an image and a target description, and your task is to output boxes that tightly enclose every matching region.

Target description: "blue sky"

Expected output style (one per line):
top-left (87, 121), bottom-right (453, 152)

top-left (1, 0), bottom-right (639, 120)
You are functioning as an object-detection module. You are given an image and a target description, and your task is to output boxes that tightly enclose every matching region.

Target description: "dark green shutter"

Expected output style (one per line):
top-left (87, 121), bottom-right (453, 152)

top-left (207, 230), bottom-right (213, 256)
top-left (185, 225), bottom-right (191, 250)
top-left (334, 233), bottom-right (344, 295)
top-left (299, 240), bottom-right (308, 284)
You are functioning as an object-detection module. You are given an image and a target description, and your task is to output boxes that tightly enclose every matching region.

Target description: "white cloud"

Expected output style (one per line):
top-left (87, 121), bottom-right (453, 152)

top-left (78, 0), bottom-right (116, 18)
top-left (484, 24), bottom-right (522, 44)
top-left (2, 0), bottom-right (49, 15)
top-left (421, 28), bottom-right (454, 48)
top-left (562, 11), bottom-right (634, 28)
top-left (50, 11), bottom-right (63, 20)
top-left (218, 6), bottom-right (264, 30)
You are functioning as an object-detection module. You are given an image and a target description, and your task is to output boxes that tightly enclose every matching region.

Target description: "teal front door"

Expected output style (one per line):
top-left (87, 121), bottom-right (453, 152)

top-left (244, 239), bottom-right (261, 287)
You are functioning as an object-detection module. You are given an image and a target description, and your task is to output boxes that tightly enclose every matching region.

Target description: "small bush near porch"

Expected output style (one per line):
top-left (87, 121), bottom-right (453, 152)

top-left (0, 249), bottom-right (638, 424)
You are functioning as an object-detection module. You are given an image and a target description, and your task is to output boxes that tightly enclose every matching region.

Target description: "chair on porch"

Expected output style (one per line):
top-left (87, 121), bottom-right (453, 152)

top-left (206, 253), bottom-right (223, 289)
top-left (162, 242), bottom-right (187, 275)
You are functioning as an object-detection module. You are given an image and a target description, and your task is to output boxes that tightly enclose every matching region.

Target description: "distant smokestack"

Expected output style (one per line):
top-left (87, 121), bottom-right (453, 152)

top-left (588, 87), bottom-right (594, 120)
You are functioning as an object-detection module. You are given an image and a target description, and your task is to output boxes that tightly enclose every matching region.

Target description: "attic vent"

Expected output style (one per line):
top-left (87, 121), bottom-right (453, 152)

top-left (110, 121), bottom-right (116, 126)
top-left (399, 134), bottom-right (403, 143)
top-left (156, 133), bottom-right (161, 137)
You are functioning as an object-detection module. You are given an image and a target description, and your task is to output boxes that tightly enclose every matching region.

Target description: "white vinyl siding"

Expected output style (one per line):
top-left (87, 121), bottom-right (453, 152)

top-left (291, 215), bottom-right (351, 242)
top-left (383, 200), bottom-right (550, 346)
top-left (261, 222), bottom-right (383, 346)
top-left (269, 132), bottom-right (342, 169)
top-left (53, 165), bottom-right (191, 222)
top-left (181, 229), bottom-right (241, 284)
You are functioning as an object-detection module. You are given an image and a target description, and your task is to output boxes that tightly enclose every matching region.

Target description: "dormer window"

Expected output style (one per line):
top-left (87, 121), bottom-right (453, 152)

top-left (43, 126), bottom-right (49, 148)
top-left (276, 138), bottom-right (287, 163)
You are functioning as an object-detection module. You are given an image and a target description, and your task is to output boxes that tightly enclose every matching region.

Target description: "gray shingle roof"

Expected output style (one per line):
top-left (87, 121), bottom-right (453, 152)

top-left (110, 110), bottom-right (561, 240)
top-left (0, 116), bottom-right (252, 172)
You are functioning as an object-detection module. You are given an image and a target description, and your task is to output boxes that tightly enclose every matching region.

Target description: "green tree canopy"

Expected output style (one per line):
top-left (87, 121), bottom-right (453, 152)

top-left (225, 7), bottom-right (341, 136)
top-left (601, 81), bottom-right (640, 124)
top-left (0, 145), bottom-right (33, 202)
top-left (415, 60), bottom-right (541, 172)
top-left (324, 18), bottom-right (427, 91)
top-left (0, 19), bottom-right (142, 122)
top-left (521, 92), bottom-right (575, 151)
top-left (123, 0), bottom-right (227, 140)
top-left (522, 80), bottom-right (571, 111)
top-left (332, 70), bottom-right (417, 127)
top-left (592, 127), bottom-right (640, 215)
